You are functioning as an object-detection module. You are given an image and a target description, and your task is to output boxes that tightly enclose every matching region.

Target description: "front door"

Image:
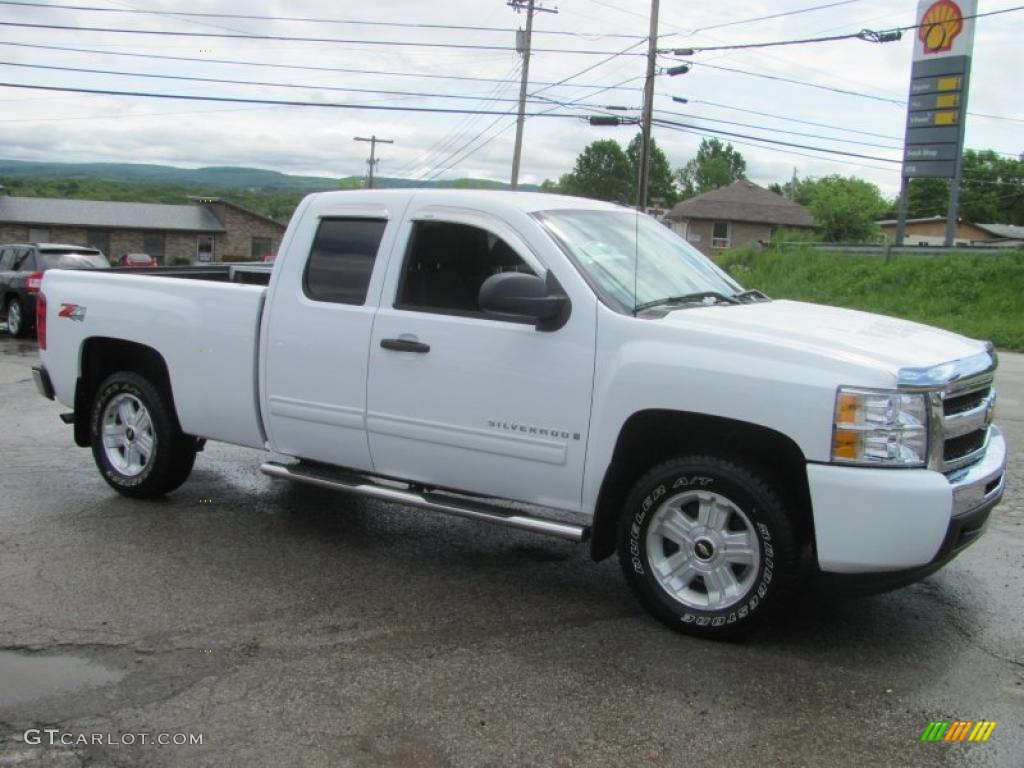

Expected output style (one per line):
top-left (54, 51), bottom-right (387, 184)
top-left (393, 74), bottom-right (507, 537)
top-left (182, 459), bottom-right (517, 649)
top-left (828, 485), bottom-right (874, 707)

top-left (197, 235), bottom-right (214, 263)
top-left (366, 210), bottom-right (596, 511)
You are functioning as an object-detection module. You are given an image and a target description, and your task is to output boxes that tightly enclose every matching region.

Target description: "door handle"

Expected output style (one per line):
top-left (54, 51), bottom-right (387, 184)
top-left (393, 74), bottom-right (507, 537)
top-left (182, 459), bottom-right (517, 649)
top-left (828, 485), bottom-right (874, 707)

top-left (380, 338), bottom-right (430, 353)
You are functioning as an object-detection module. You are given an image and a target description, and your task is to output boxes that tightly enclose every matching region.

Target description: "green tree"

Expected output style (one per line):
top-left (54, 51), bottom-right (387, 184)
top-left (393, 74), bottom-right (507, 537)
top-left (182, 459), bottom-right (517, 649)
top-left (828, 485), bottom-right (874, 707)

top-left (676, 138), bottom-right (746, 198)
top-left (625, 134), bottom-right (678, 206)
top-left (795, 175), bottom-right (890, 242)
top-left (906, 150), bottom-right (1024, 225)
top-left (558, 139), bottom-right (632, 203)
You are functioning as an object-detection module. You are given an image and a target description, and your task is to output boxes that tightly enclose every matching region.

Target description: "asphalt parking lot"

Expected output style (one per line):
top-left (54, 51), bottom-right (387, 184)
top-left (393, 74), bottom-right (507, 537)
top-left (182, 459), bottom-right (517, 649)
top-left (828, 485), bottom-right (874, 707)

top-left (0, 336), bottom-right (1021, 768)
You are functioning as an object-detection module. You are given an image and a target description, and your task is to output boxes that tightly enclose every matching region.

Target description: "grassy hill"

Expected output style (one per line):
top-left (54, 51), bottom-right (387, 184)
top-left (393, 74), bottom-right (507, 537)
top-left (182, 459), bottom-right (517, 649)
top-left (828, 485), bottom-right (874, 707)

top-left (0, 159), bottom-right (539, 223)
top-left (0, 159), bottom-right (537, 193)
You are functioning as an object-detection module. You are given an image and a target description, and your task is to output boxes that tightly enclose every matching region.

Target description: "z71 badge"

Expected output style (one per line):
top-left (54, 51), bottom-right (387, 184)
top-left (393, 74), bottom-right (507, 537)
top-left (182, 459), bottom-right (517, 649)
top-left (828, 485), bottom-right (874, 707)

top-left (58, 303), bottom-right (86, 322)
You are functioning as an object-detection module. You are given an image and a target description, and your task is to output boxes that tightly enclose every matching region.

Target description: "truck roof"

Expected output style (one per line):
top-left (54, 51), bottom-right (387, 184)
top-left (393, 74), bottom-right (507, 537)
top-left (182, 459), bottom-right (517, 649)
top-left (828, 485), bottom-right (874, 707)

top-left (303, 188), bottom-right (628, 215)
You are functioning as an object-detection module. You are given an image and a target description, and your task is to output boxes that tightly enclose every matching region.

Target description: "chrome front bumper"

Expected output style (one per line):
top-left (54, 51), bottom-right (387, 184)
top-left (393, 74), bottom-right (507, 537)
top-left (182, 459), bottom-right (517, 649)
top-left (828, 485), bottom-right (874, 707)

top-left (949, 426), bottom-right (1006, 517)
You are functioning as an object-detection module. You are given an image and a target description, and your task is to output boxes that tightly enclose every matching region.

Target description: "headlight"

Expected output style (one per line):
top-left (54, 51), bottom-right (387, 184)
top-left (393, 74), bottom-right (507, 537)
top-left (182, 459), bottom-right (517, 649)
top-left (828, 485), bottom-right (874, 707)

top-left (832, 387), bottom-right (928, 467)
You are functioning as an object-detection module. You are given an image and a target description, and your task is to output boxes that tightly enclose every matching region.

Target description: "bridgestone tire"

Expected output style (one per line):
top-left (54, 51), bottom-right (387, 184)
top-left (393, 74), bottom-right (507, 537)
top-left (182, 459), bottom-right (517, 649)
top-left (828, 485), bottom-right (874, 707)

top-left (90, 372), bottom-right (197, 499)
top-left (617, 455), bottom-right (797, 639)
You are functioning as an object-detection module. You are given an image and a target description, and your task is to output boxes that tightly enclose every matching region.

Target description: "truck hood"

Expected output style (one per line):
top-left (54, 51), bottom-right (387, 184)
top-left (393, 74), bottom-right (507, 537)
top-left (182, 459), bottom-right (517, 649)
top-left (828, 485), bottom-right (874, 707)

top-left (659, 299), bottom-right (986, 376)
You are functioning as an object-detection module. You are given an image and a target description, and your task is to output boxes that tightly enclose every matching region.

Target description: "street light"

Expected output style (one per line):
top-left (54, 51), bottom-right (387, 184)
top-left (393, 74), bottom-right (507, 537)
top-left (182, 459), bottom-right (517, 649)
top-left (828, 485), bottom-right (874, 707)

top-left (664, 64), bottom-right (691, 76)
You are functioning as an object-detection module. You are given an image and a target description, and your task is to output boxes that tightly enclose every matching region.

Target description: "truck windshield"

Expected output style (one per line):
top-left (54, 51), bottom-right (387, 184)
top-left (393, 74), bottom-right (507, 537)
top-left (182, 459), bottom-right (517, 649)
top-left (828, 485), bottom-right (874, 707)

top-left (536, 209), bottom-right (743, 313)
top-left (39, 252), bottom-right (110, 270)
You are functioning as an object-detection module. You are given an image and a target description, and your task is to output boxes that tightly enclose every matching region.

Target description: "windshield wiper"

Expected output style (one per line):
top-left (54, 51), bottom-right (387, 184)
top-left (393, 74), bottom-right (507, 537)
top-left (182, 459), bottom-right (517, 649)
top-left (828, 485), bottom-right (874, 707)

top-left (633, 291), bottom-right (741, 314)
top-left (733, 289), bottom-right (771, 303)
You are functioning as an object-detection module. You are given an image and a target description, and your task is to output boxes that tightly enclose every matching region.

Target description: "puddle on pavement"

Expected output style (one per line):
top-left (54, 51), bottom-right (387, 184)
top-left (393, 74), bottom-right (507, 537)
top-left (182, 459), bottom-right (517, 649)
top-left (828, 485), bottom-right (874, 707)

top-left (0, 650), bottom-right (124, 707)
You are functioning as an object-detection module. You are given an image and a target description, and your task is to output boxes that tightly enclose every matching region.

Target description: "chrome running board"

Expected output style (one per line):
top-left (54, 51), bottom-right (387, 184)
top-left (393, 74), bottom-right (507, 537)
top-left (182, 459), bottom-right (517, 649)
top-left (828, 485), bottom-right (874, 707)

top-left (259, 461), bottom-right (589, 542)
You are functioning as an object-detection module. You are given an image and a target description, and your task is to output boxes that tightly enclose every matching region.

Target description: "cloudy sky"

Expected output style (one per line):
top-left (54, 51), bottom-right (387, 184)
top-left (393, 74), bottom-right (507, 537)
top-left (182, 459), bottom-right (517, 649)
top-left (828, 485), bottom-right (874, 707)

top-left (0, 0), bottom-right (1020, 197)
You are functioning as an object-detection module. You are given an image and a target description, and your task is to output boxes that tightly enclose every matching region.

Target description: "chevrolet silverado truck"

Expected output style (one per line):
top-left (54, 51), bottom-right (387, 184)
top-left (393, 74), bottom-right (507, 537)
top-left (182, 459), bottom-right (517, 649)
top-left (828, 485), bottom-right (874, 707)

top-left (32, 190), bottom-right (1006, 638)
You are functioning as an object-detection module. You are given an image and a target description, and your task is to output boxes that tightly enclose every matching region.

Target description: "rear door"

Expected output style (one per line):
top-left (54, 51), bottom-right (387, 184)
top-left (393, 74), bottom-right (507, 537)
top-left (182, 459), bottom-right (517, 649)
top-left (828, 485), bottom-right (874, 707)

top-left (365, 207), bottom-right (597, 511)
top-left (261, 203), bottom-right (405, 470)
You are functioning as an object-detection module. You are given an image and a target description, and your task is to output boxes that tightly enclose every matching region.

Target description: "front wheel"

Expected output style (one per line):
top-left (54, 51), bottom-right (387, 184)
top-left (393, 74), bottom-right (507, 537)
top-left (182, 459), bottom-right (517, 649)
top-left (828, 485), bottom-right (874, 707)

top-left (90, 372), bottom-right (197, 498)
top-left (618, 456), bottom-right (798, 639)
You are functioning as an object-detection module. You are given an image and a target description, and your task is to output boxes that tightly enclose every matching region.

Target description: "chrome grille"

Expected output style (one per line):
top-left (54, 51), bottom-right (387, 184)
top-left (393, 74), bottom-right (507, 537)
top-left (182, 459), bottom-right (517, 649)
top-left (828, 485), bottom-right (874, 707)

top-left (930, 377), bottom-right (995, 473)
top-left (898, 346), bottom-right (998, 475)
top-left (943, 387), bottom-right (990, 417)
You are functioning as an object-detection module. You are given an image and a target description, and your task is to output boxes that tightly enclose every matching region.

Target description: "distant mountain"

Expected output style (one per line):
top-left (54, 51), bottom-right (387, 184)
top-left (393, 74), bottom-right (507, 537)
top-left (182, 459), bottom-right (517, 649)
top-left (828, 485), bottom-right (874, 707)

top-left (0, 159), bottom-right (539, 193)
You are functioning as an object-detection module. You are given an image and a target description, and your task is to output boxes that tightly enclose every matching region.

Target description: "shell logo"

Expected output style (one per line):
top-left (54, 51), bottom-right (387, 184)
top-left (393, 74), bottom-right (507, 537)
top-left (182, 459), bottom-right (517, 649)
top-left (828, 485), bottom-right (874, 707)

top-left (919, 0), bottom-right (965, 53)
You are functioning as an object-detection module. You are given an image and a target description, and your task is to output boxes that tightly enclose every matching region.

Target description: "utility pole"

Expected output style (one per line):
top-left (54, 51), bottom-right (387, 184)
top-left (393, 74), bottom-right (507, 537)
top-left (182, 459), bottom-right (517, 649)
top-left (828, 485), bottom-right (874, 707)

top-left (354, 135), bottom-right (394, 189)
top-left (636, 0), bottom-right (660, 212)
top-left (508, 0), bottom-right (557, 190)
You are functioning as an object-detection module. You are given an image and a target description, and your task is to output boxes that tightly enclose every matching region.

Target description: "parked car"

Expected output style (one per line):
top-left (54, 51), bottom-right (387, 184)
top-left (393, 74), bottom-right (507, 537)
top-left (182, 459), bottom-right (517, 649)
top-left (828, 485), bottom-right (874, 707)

top-left (0, 243), bottom-right (109, 337)
top-left (118, 253), bottom-right (158, 268)
top-left (31, 190), bottom-right (1005, 638)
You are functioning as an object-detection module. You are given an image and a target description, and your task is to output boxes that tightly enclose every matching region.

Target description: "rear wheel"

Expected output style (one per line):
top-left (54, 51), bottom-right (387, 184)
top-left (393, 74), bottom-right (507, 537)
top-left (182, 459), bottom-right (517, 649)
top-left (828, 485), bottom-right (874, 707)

top-left (90, 371), bottom-right (197, 498)
top-left (5, 297), bottom-right (27, 338)
top-left (618, 455), bottom-right (798, 639)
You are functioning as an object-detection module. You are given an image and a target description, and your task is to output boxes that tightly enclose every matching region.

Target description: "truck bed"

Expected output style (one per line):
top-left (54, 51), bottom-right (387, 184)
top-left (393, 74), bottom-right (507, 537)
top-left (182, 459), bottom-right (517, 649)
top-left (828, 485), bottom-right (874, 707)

top-left (41, 268), bottom-right (268, 449)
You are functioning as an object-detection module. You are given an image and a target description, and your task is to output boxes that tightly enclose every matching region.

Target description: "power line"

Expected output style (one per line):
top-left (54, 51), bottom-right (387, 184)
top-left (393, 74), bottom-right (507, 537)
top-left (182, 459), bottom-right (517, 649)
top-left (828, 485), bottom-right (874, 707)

top-left (668, 99), bottom-right (1021, 160)
top-left (390, 65), bottom-right (521, 178)
top-left (0, 40), bottom-right (642, 92)
top-left (0, 81), bottom-right (602, 117)
top-left (652, 117), bottom-right (901, 164)
top-left (679, 57), bottom-right (1024, 123)
top-left (676, 1), bottom-right (865, 36)
top-left (0, 59), bottom-right (576, 106)
top-left (655, 122), bottom-right (897, 174)
top-left (0, 21), bottom-right (649, 55)
top-left (663, 5), bottom-right (1024, 53)
top-left (677, 97), bottom-right (901, 140)
top-left (0, 0), bottom-right (648, 38)
top-left (416, 48), bottom-right (645, 182)
top-left (652, 108), bottom-right (902, 150)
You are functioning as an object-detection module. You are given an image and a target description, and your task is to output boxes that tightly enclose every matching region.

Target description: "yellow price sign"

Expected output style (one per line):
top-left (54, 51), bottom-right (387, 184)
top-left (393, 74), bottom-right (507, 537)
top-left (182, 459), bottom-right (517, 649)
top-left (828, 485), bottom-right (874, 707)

top-left (937, 76), bottom-right (962, 91)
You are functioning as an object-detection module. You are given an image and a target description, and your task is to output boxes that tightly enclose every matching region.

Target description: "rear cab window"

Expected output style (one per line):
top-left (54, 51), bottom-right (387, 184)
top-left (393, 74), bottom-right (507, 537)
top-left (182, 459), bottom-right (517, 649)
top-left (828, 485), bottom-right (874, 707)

top-left (303, 218), bottom-right (388, 305)
top-left (38, 250), bottom-right (109, 270)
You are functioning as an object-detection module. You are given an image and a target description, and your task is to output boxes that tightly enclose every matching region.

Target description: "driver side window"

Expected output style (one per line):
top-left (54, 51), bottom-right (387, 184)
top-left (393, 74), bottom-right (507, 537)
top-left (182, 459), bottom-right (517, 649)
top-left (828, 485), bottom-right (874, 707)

top-left (396, 221), bottom-right (535, 315)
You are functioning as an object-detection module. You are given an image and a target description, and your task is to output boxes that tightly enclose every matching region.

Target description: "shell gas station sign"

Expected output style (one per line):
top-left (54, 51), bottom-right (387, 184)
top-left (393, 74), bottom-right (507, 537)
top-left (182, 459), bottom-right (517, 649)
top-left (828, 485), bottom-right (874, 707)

top-left (902, 0), bottom-right (977, 178)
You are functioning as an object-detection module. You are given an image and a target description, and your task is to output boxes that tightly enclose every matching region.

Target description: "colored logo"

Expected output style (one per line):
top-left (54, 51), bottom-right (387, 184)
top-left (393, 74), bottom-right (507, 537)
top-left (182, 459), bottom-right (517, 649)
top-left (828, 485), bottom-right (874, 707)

top-left (921, 720), bottom-right (997, 742)
top-left (919, 0), bottom-right (965, 53)
top-left (57, 303), bottom-right (86, 322)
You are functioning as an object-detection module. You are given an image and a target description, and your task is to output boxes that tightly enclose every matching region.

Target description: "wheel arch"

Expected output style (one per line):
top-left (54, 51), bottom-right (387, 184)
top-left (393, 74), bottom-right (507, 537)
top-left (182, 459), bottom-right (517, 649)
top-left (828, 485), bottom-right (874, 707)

top-left (73, 337), bottom-right (179, 447)
top-left (589, 409), bottom-right (813, 561)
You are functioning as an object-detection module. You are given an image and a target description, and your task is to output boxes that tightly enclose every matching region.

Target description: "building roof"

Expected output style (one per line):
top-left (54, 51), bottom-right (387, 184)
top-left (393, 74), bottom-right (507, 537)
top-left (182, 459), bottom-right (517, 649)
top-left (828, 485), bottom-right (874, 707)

top-left (665, 180), bottom-right (815, 228)
top-left (0, 196), bottom-right (226, 232)
top-left (875, 217), bottom-right (1024, 240)
top-left (974, 223), bottom-right (1024, 240)
top-left (185, 196), bottom-right (287, 229)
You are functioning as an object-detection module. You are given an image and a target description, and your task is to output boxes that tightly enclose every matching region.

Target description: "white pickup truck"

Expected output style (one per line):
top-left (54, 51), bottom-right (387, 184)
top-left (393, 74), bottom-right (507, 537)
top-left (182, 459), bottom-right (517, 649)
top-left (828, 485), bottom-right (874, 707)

top-left (32, 190), bottom-right (1006, 638)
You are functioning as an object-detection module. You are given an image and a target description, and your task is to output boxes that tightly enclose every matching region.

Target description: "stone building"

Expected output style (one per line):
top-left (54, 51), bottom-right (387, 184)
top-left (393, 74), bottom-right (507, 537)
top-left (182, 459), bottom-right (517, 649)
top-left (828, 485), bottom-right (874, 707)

top-left (665, 180), bottom-right (816, 257)
top-left (0, 194), bottom-right (286, 264)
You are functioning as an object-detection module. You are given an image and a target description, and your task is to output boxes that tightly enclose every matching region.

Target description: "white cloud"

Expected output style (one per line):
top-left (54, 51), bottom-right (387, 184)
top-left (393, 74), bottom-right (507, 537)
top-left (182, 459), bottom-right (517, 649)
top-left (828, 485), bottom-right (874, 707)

top-left (0, 0), bottom-right (1018, 197)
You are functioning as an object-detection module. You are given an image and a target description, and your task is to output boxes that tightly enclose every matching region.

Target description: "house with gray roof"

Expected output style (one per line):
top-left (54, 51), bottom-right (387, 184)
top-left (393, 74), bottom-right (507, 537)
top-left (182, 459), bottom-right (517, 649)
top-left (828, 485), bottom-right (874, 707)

top-left (665, 180), bottom-right (815, 257)
top-left (0, 193), bottom-right (286, 264)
